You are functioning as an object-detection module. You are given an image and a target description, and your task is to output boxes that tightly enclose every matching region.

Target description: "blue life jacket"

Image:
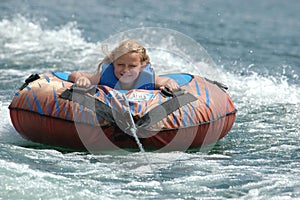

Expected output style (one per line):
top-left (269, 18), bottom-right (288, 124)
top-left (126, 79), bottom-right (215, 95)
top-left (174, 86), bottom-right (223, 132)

top-left (99, 63), bottom-right (155, 90)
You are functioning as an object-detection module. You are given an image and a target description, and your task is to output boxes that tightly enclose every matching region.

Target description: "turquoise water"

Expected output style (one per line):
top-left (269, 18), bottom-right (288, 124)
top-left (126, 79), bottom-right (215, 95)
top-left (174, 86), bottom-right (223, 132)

top-left (1, 0), bottom-right (300, 199)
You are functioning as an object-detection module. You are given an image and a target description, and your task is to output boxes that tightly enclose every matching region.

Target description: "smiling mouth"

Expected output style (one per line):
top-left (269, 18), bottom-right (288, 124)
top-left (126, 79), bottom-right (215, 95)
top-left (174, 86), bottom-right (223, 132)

top-left (119, 74), bottom-right (131, 80)
top-left (120, 72), bottom-right (132, 77)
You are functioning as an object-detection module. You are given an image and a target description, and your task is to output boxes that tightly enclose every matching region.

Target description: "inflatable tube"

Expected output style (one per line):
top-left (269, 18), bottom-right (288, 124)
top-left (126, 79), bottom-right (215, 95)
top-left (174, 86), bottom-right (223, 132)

top-left (9, 72), bottom-right (237, 151)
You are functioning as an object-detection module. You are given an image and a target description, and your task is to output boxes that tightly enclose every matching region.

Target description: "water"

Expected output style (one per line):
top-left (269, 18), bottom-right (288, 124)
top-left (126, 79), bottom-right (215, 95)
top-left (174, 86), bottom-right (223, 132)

top-left (1, 0), bottom-right (300, 199)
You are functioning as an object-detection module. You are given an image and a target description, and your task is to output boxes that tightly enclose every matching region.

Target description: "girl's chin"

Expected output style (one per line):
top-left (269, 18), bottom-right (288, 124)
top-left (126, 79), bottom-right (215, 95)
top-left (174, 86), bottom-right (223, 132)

top-left (119, 76), bottom-right (136, 83)
top-left (118, 79), bottom-right (134, 84)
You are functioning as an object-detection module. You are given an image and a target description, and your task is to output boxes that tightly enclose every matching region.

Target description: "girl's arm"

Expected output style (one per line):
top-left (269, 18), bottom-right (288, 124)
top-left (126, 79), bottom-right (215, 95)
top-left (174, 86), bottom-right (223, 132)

top-left (68, 72), bottom-right (100, 88)
top-left (155, 75), bottom-right (179, 92)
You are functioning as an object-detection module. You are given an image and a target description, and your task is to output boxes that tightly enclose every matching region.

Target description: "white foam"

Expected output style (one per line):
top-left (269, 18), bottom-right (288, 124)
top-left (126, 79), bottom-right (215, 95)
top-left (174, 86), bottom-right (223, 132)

top-left (149, 49), bottom-right (221, 79)
top-left (0, 15), bottom-right (100, 69)
top-left (0, 102), bottom-right (25, 144)
top-left (220, 68), bottom-right (300, 107)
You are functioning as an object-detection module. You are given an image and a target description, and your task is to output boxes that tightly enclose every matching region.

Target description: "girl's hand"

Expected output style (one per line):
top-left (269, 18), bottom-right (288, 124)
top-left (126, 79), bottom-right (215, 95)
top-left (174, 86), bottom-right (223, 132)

top-left (75, 76), bottom-right (92, 88)
top-left (159, 78), bottom-right (180, 92)
top-left (69, 71), bottom-right (99, 88)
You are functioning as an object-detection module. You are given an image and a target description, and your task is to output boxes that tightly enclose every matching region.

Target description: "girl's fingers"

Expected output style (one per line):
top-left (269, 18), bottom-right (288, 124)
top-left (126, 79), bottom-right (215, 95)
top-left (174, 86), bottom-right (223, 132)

top-left (75, 77), bottom-right (91, 88)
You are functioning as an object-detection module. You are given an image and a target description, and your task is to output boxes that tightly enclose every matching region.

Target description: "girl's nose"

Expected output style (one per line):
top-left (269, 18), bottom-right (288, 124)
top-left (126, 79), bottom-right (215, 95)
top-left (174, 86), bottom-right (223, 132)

top-left (123, 65), bottom-right (130, 73)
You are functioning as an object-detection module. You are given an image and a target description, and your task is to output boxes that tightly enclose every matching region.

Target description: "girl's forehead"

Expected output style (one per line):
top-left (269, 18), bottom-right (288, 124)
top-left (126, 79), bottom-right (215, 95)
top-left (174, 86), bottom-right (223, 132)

top-left (115, 52), bottom-right (141, 63)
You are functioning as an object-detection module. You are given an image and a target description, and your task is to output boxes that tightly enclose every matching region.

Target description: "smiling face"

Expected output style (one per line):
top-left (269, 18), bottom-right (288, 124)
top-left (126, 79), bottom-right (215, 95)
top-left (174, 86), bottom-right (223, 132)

top-left (113, 52), bottom-right (145, 85)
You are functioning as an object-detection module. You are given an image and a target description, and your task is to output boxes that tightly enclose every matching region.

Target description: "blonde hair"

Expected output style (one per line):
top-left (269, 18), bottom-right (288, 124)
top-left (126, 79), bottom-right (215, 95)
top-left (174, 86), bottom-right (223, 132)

top-left (97, 39), bottom-right (150, 73)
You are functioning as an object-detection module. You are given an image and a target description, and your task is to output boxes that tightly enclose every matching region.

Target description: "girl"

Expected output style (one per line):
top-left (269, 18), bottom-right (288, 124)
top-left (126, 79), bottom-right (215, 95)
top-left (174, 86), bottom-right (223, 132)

top-left (69, 39), bottom-right (179, 91)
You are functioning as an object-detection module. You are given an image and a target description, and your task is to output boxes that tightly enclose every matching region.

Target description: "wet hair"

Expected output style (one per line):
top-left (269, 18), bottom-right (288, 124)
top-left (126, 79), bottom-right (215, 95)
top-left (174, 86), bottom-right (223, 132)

top-left (97, 39), bottom-right (150, 74)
